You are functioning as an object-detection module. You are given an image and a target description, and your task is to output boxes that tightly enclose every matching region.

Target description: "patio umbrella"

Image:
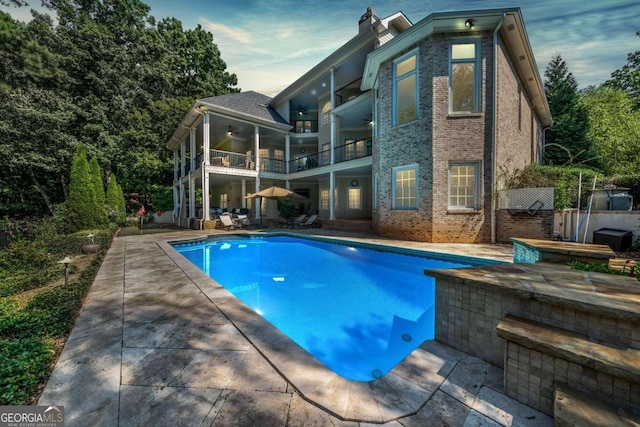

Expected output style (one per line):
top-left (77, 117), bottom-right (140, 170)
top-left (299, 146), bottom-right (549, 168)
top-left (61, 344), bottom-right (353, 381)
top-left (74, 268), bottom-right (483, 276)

top-left (245, 186), bottom-right (306, 224)
top-left (245, 185), bottom-right (296, 199)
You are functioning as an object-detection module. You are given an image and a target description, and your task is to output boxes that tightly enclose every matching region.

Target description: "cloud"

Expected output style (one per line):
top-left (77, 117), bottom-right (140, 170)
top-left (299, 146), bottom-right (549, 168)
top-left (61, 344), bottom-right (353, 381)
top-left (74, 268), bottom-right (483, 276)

top-left (200, 18), bottom-right (252, 44)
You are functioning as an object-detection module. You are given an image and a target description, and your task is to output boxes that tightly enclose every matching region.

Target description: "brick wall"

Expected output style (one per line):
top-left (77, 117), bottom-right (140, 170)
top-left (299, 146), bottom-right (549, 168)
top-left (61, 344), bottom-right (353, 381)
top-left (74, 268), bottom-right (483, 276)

top-left (372, 32), bottom-right (542, 243)
top-left (496, 210), bottom-right (553, 243)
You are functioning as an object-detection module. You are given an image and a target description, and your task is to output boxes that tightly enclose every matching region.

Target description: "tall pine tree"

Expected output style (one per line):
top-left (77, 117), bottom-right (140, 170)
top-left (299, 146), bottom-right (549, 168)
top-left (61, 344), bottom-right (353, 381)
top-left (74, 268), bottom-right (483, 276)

top-left (543, 54), bottom-right (596, 168)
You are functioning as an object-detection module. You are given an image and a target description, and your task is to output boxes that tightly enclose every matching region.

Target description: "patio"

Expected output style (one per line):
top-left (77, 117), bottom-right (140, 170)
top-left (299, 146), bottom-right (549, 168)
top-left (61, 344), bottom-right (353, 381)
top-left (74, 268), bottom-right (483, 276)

top-left (38, 229), bottom-right (551, 426)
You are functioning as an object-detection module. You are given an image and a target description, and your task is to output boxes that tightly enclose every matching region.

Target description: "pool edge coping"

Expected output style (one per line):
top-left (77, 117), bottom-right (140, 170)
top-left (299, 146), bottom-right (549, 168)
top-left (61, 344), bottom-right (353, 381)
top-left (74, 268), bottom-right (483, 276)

top-left (158, 234), bottom-right (470, 423)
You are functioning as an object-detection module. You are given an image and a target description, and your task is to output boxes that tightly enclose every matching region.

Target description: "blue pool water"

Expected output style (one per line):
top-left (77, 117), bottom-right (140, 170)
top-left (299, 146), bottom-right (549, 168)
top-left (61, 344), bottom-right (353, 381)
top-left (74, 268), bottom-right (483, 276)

top-left (173, 235), bottom-right (491, 381)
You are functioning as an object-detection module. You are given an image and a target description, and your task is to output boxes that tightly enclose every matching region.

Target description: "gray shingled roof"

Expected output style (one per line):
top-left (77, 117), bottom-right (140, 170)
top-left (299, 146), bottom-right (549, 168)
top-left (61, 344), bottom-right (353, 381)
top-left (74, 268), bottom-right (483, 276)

top-left (198, 91), bottom-right (289, 126)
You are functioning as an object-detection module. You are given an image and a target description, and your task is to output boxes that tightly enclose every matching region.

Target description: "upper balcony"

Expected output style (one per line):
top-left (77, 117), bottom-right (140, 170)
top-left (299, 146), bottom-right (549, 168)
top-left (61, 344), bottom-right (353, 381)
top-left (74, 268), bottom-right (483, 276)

top-left (334, 77), bottom-right (368, 108)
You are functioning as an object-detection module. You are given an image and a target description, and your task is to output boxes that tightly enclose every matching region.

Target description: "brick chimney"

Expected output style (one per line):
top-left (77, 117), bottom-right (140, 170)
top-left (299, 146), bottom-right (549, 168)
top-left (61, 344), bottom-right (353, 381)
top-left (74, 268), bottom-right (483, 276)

top-left (358, 7), bottom-right (379, 33)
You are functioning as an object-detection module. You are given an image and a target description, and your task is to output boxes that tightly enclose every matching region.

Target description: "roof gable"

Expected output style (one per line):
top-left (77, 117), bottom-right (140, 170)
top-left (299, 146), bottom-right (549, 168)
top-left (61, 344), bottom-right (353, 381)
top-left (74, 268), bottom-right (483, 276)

top-left (199, 91), bottom-right (289, 126)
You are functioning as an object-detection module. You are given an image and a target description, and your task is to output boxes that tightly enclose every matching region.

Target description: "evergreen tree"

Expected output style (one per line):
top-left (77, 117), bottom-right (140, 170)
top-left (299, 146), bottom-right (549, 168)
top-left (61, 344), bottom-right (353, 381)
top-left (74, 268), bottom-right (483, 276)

top-left (106, 174), bottom-right (126, 224)
top-left (89, 156), bottom-right (105, 207)
top-left (67, 143), bottom-right (105, 230)
top-left (543, 54), bottom-right (596, 168)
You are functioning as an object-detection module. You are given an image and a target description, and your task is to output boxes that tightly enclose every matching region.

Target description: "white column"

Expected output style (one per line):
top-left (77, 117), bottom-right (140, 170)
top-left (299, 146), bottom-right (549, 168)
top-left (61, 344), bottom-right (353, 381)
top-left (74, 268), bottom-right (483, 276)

top-left (173, 149), bottom-right (178, 182)
top-left (179, 183), bottom-right (185, 218)
top-left (254, 125), bottom-right (260, 173)
top-left (189, 127), bottom-right (196, 171)
top-left (172, 185), bottom-right (178, 219)
top-left (202, 170), bottom-right (210, 221)
top-left (241, 179), bottom-right (247, 209)
top-left (329, 171), bottom-right (335, 220)
top-left (189, 177), bottom-right (195, 220)
top-left (180, 138), bottom-right (186, 177)
top-left (201, 113), bottom-right (211, 222)
top-left (330, 67), bottom-right (336, 165)
top-left (203, 113), bottom-right (211, 165)
top-left (285, 134), bottom-right (290, 174)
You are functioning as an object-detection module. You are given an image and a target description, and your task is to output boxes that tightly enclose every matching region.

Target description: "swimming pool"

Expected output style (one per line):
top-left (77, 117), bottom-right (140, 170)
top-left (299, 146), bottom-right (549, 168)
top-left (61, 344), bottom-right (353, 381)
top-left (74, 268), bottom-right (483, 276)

top-left (173, 234), bottom-right (496, 381)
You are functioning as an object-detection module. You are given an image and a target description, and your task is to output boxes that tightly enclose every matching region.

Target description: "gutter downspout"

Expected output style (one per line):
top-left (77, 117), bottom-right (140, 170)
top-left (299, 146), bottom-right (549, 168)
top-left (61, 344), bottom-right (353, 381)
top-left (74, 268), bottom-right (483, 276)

top-left (491, 13), bottom-right (506, 244)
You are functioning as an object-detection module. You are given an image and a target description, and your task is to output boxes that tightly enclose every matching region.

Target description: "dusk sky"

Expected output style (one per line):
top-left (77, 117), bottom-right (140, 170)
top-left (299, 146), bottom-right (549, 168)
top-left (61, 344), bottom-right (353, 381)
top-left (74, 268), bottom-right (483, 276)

top-left (4, 0), bottom-right (639, 96)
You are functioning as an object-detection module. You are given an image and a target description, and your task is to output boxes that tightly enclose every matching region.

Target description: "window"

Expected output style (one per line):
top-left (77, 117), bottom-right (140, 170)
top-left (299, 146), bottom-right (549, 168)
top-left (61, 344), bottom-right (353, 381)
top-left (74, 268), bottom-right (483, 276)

top-left (321, 101), bottom-right (331, 127)
top-left (259, 148), bottom-right (270, 172)
top-left (273, 149), bottom-right (284, 173)
top-left (393, 50), bottom-right (418, 125)
top-left (449, 163), bottom-right (480, 209)
top-left (220, 193), bottom-right (228, 209)
top-left (320, 189), bottom-right (329, 210)
top-left (322, 143), bottom-right (330, 166)
top-left (392, 165), bottom-right (418, 209)
top-left (348, 187), bottom-right (362, 210)
top-left (450, 42), bottom-right (480, 113)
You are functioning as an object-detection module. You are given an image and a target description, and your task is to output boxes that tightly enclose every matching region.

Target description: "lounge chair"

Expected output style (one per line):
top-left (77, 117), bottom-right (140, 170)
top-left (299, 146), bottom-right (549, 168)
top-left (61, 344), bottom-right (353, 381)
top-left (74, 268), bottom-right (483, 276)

top-left (236, 214), bottom-right (254, 228)
top-left (294, 214), bottom-right (318, 228)
top-left (219, 214), bottom-right (241, 231)
top-left (281, 214), bottom-right (306, 228)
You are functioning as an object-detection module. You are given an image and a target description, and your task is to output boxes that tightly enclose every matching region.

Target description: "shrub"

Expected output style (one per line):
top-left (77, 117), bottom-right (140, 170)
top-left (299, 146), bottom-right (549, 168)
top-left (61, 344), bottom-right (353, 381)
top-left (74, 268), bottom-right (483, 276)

top-left (106, 174), bottom-right (126, 225)
top-left (67, 143), bottom-right (108, 231)
top-left (151, 185), bottom-right (173, 212)
top-left (277, 198), bottom-right (298, 219)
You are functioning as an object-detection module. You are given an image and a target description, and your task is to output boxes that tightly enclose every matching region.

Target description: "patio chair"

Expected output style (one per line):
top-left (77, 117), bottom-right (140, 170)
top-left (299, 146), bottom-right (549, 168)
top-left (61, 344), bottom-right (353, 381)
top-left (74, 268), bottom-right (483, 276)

top-left (294, 214), bottom-right (318, 229)
top-left (219, 214), bottom-right (241, 231)
top-left (236, 214), bottom-right (255, 228)
top-left (281, 214), bottom-right (306, 228)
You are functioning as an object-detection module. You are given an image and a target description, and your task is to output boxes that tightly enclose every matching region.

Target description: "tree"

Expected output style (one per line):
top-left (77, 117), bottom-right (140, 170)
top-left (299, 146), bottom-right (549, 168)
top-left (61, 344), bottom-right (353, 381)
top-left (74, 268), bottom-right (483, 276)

top-left (581, 85), bottom-right (640, 175)
top-left (605, 31), bottom-right (640, 110)
top-left (89, 155), bottom-right (106, 214)
top-left (67, 143), bottom-right (107, 230)
top-left (543, 54), bottom-right (596, 168)
top-left (106, 174), bottom-right (126, 224)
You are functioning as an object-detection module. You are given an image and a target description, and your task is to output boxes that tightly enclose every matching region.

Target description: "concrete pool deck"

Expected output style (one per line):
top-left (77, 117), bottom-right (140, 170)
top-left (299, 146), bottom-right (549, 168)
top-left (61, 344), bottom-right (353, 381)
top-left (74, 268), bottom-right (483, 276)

top-left (38, 229), bottom-right (552, 426)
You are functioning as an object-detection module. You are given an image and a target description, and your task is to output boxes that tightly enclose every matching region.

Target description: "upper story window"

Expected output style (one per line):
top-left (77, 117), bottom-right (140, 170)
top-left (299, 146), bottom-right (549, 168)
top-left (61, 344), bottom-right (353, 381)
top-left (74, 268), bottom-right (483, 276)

top-left (450, 41), bottom-right (480, 113)
top-left (321, 101), bottom-right (331, 127)
top-left (393, 49), bottom-right (418, 125)
top-left (392, 164), bottom-right (418, 209)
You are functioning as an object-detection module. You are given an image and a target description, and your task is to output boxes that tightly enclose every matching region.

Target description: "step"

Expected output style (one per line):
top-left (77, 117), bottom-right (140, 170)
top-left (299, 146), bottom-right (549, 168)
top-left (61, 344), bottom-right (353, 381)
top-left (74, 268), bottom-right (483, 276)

top-left (554, 383), bottom-right (640, 427)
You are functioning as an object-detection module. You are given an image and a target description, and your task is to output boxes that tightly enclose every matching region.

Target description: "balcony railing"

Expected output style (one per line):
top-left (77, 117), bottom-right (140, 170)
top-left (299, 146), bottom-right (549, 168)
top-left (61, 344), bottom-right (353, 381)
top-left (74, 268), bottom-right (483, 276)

top-left (260, 157), bottom-right (286, 173)
top-left (209, 150), bottom-right (255, 170)
top-left (289, 138), bottom-right (372, 171)
top-left (334, 77), bottom-right (368, 107)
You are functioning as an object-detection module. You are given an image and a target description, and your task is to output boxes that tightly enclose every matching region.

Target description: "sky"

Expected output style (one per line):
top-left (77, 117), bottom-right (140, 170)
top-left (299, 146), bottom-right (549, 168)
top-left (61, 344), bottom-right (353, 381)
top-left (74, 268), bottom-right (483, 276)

top-left (3, 0), bottom-right (639, 96)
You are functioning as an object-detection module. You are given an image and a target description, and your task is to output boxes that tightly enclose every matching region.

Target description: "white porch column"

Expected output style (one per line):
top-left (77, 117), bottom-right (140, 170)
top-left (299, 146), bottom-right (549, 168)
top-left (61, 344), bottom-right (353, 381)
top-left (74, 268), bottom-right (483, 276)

top-left (203, 113), bottom-right (211, 165)
top-left (201, 114), bottom-right (211, 221)
top-left (180, 138), bottom-right (186, 177)
top-left (285, 134), bottom-right (290, 174)
top-left (189, 127), bottom-right (196, 171)
top-left (254, 124), bottom-right (261, 221)
top-left (172, 185), bottom-right (178, 219)
top-left (179, 183), bottom-right (185, 218)
top-left (330, 67), bottom-right (336, 165)
top-left (254, 125), bottom-right (260, 173)
top-left (189, 176), bottom-right (195, 220)
top-left (241, 179), bottom-right (247, 209)
top-left (202, 167), bottom-right (210, 221)
top-left (329, 170), bottom-right (336, 220)
top-left (173, 149), bottom-right (178, 182)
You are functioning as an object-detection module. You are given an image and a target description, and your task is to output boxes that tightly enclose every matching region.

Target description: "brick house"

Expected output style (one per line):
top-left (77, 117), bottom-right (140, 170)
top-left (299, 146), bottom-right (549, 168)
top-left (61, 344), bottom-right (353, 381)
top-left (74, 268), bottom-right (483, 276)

top-left (167, 7), bottom-right (552, 242)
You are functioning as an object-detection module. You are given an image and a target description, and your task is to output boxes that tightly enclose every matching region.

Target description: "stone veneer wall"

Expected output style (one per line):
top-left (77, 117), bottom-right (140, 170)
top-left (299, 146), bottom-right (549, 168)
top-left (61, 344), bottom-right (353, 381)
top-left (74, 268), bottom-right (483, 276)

top-left (496, 210), bottom-right (554, 243)
top-left (503, 340), bottom-right (639, 415)
top-left (434, 272), bottom-right (638, 368)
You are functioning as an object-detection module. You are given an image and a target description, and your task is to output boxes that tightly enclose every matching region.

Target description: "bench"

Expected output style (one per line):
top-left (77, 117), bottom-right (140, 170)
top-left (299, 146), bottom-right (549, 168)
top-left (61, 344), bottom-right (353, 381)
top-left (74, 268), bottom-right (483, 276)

top-left (497, 314), bottom-right (640, 416)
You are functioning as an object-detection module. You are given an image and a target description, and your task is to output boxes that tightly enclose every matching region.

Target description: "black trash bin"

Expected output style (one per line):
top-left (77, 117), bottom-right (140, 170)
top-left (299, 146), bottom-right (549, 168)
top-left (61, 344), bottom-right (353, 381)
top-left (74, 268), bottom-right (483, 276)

top-left (592, 228), bottom-right (633, 252)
